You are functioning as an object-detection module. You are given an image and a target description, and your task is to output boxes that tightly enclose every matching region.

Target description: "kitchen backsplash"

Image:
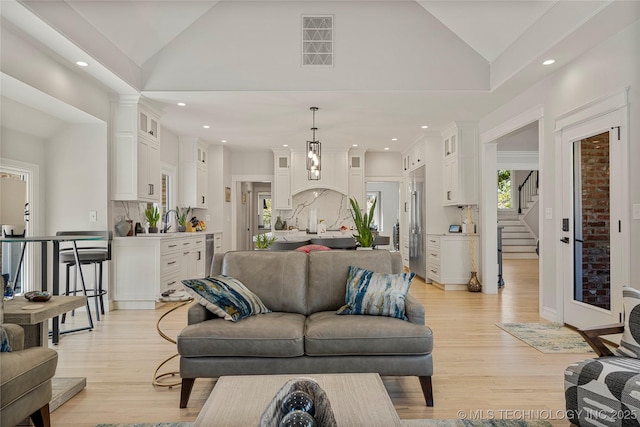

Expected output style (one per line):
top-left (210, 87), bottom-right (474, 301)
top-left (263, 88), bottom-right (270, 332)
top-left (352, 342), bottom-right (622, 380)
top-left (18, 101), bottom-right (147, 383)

top-left (111, 201), bottom-right (149, 227)
top-left (275, 189), bottom-right (353, 231)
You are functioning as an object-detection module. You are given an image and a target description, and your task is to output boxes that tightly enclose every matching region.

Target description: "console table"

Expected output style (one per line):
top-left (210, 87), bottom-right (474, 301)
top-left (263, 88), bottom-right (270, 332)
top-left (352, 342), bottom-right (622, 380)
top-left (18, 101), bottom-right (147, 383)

top-left (0, 234), bottom-right (103, 344)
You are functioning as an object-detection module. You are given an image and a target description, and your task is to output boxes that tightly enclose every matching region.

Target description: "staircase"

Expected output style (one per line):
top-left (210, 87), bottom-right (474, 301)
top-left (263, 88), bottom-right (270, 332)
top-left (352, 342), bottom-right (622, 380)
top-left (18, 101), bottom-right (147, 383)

top-left (498, 217), bottom-right (538, 259)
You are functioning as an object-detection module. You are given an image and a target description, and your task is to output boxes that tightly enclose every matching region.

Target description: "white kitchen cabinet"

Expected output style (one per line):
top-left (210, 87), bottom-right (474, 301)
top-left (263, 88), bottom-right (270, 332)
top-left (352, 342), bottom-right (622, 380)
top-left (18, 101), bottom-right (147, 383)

top-left (348, 149), bottom-right (365, 207)
top-left (112, 98), bottom-right (162, 202)
top-left (441, 122), bottom-right (478, 206)
top-left (427, 234), bottom-right (480, 290)
top-left (113, 234), bottom-right (206, 309)
top-left (403, 141), bottom-right (425, 174)
top-left (179, 137), bottom-right (209, 208)
top-left (273, 150), bottom-right (291, 210)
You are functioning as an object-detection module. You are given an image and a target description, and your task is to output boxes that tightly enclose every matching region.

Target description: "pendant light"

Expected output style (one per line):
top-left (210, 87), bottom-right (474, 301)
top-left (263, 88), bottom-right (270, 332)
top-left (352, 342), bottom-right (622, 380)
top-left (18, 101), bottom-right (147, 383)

top-left (307, 107), bottom-right (321, 180)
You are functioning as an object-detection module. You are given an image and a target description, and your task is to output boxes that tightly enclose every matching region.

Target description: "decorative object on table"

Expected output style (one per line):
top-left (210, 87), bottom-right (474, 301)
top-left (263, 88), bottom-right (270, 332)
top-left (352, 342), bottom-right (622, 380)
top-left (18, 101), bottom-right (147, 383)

top-left (24, 291), bottom-right (52, 302)
top-left (176, 206), bottom-right (191, 232)
top-left (464, 205), bottom-right (481, 292)
top-left (349, 196), bottom-right (376, 248)
top-left (275, 216), bottom-right (284, 230)
top-left (280, 390), bottom-right (316, 427)
top-left (259, 377), bottom-right (336, 427)
top-left (308, 209), bottom-right (318, 234)
top-left (145, 206), bottom-right (160, 233)
top-left (114, 218), bottom-right (131, 237)
top-left (225, 186), bottom-right (231, 202)
top-left (135, 222), bottom-right (144, 235)
top-left (255, 233), bottom-right (277, 249)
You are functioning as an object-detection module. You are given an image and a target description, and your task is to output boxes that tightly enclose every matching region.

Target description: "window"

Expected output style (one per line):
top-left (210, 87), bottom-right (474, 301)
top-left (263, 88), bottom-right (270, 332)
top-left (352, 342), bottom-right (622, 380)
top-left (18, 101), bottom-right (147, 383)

top-left (366, 191), bottom-right (381, 231)
top-left (497, 170), bottom-right (512, 210)
top-left (257, 193), bottom-right (272, 229)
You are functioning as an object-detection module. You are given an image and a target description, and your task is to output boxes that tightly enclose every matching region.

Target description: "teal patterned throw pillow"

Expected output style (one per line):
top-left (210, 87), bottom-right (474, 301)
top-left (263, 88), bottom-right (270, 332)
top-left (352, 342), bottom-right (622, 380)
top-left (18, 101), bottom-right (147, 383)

top-left (0, 328), bottom-right (12, 352)
top-left (182, 275), bottom-right (271, 322)
top-left (337, 266), bottom-right (415, 320)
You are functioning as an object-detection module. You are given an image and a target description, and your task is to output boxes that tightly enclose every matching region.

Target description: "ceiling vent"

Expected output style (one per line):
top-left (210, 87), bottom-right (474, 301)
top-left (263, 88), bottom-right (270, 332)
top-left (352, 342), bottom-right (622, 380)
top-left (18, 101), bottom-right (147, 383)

top-left (302, 15), bottom-right (333, 67)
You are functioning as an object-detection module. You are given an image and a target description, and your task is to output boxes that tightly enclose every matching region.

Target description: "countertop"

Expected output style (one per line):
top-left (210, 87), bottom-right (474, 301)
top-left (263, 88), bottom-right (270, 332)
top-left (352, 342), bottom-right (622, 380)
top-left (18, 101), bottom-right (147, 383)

top-left (114, 231), bottom-right (221, 240)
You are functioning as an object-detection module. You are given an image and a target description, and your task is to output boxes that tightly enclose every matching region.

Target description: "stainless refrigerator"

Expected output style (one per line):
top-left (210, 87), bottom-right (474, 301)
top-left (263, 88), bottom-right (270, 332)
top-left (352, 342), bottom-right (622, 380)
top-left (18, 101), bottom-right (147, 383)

top-left (409, 165), bottom-right (426, 279)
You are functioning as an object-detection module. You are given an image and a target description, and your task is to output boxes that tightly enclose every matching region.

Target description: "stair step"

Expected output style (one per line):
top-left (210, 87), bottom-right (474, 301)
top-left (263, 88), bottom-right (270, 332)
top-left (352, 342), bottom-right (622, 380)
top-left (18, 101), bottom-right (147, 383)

top-left (503, 245), bottom-right (537, 253)
top-left (498, 219), bottom-right (522, 226)
top-left (502, 225), bottom-right (528, 233)
top-left (501, 232), bottom-right (532, 239)
top-left (502, 238), bottom-right (536, 246)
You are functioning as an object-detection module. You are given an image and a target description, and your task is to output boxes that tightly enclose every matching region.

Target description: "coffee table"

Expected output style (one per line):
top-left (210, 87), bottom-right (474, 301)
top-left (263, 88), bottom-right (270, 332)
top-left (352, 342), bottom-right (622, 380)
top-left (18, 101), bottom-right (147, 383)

top-left (194, 373), bottom-right (402, 426)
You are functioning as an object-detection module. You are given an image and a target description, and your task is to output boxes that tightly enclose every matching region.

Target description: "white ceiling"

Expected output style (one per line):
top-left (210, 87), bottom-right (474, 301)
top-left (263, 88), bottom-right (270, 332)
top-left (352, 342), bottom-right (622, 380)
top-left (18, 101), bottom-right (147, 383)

top-left (3, 1), bottom-right (637, 153)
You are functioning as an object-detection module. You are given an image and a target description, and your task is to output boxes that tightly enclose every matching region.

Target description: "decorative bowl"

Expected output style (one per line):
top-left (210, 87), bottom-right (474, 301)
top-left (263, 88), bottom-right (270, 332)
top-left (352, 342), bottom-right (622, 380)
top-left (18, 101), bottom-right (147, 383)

top-left (24, 291), bottom-right (52, 302)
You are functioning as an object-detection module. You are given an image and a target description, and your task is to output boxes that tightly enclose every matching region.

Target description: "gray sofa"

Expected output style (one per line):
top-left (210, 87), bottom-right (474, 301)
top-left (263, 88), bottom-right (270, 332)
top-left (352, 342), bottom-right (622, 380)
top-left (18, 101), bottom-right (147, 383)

top-left (177, 249), bottom-right (434, 408)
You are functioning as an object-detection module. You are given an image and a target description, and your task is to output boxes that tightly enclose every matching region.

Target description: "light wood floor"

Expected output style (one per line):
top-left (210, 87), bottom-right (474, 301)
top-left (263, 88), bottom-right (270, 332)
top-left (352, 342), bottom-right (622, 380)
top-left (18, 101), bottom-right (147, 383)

top-left (50, 259), bottom-right (582, 426)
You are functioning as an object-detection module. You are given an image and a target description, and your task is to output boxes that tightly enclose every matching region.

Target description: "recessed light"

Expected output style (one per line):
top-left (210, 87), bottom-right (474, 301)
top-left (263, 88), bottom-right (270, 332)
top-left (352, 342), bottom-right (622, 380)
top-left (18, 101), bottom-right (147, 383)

top-left (352, 144), bottom-right (358, 147)
top-left (221, 140), bottom-right (227, 143)
top-left (384, 147), bottom-right (390, 151)
top-left (391, 138), bottom-right (398, 141)
top-left (543, 59), bottom-right (555, 66)
top-left (76, 61), bottom-right (89, 67)
top-left (283, 144), bottom-right (288, 147)
top-left (177, 102), bottom-right (186, 107)
top-left (203, 125), bottom-right (210, 129)
top-left (421, 125), bottom-right (429, 129)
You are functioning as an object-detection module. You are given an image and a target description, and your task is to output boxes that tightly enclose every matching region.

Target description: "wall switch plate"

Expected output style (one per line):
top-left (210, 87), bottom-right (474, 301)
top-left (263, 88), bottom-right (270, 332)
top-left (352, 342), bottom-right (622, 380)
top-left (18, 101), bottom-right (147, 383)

top-left (89, 210), bottom-right (97, 222)
top-left (206, 215), bottom-right (211, 221)
top-left (545, 208), bottom-right (553, 220)
top-left (633, 204), bottom-right (640, 220)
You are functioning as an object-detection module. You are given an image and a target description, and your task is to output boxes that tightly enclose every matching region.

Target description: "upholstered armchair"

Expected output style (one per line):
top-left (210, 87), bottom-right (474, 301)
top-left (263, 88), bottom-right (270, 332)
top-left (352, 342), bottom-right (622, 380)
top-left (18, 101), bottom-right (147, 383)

top-left (0, 323), bottom-right (58, 427)
top-left (565, 287), bottom-right (640, 426)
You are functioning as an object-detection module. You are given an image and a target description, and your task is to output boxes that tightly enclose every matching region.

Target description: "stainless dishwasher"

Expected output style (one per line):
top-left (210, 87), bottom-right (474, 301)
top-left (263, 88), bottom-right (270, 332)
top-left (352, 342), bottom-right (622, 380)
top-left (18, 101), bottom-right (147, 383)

top-left (205, 233), bottom-right (215, 276)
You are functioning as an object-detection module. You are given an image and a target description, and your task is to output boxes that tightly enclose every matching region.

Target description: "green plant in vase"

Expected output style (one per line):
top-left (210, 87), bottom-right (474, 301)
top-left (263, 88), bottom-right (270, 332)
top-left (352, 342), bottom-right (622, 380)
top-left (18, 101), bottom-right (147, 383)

top-left (349, 196), bottom-right (376, 248)
top-left (145, 205), bottom-right (160, 233)
top-left (255, 233), bottom-right (276, 250)
top-left (176, 206), bottom-right (191, 232)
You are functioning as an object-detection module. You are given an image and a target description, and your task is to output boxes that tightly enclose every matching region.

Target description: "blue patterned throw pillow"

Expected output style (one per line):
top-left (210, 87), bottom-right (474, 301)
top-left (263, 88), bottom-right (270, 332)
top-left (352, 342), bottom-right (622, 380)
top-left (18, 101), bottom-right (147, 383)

top-left (336, 266), bottom-right (415, 320)
top-left (182, 275), bottom-right (271, 322)
top-left (0, 328), bottom-right (12, 352)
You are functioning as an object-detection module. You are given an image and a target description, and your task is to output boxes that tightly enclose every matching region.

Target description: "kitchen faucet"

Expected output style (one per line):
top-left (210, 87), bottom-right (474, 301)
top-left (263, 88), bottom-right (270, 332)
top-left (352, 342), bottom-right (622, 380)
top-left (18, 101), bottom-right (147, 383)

top-left (163, 209), bottom-right (178, 233)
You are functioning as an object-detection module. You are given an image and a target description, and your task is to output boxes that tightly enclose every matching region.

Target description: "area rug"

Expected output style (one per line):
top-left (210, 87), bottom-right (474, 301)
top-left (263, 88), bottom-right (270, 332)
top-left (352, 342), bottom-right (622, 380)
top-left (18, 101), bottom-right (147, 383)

top-left (496, 322), bottom-right (594, 354)
top-left (96, 421), bottom-right (552, 427)
top-left (402, 420), bottom-right (553, 426)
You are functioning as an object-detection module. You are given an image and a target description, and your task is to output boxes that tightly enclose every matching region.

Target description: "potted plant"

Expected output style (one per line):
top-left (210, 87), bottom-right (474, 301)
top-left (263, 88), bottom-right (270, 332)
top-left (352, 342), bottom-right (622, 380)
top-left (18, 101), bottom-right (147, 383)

top-left (349, 196), bottom-right (376, 248)
top-left (176, 206), bottom-right (191, 232)
top-left (255, 233), bottom-right (276, 250)
top-left (145, 206), bottom-right (160, 233)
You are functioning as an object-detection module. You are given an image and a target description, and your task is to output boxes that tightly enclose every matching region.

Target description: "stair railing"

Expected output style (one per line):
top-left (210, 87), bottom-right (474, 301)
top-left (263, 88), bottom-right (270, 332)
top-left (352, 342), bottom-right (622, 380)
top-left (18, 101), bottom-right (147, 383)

top-left (518, 170), bottom-right (539, 214)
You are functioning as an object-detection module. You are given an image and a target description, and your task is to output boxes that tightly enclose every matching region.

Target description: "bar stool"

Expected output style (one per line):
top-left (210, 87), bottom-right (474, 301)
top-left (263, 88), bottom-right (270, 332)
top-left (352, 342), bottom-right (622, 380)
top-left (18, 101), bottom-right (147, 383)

top-left (56, 231), bottom-right (111, 322)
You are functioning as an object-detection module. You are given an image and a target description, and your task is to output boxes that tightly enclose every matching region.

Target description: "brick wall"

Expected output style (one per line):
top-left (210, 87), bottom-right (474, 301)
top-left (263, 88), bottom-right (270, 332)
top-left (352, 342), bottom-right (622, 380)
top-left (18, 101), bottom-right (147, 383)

top-left (579, 134), bottom-right (611, 309)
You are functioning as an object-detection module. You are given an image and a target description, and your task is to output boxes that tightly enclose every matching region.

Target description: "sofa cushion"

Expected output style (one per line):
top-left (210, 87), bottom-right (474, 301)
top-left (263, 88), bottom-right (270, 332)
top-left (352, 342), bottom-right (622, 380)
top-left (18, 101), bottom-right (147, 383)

top-left (178, 312), bottom-right (306, 358)
top-left (615, 286), bottom-right (640, 359)
top-left (221, 251), bottom-right (308, 314)
top-left (305, 311), bottom-right (433, 356)
top-left (337, 266), bottom-right (414, 320)
top-left (182, 275), bottom-right (271, 322)
top-left (307, 250), bottom-right (396, 314)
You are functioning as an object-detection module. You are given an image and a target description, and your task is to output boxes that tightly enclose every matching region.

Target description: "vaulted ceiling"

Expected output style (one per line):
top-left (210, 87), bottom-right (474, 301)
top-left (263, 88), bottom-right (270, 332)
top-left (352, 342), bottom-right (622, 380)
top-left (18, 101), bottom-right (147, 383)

top-left (2, 1), bottom-right (638, 152)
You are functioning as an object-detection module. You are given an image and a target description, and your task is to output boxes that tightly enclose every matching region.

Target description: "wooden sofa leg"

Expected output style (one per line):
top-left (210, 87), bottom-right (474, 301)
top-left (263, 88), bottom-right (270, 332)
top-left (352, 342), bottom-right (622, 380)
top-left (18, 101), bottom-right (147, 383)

top-left (180, 378), bottom-right (196, 408)
top-left (30, 403), bottom-right (51, 427)
top-left (419, 376), bottom-right (434, 407)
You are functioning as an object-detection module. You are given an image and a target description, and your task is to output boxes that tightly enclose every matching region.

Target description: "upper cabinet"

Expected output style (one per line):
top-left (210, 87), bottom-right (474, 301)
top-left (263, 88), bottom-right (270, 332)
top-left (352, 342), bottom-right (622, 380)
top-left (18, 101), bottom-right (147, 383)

top-left (348, 149), bottom-right (365, 208)
top-left (291, 150), bottom-right (348, 196)
top-left (441, 122), bottom-right (478, 206)
top-left (179, 137), bottom-right (209, 209)
top-left (112, 97), bottom-right (162, 203)
top-left (403, 141), bottom-right (425, 174)
top-left (273, 150), bottom-right (292, 210)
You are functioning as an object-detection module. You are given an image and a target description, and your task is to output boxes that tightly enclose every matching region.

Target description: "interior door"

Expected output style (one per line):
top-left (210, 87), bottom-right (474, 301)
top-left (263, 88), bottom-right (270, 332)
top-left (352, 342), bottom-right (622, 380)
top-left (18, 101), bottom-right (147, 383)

top-left (561, 111), bottom-right (626, 328)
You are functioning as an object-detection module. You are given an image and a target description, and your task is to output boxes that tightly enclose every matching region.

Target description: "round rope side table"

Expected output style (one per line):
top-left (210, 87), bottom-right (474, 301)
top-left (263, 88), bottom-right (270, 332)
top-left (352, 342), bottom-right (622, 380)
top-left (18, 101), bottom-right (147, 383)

top-left (153, 296), bottom-right (193, 388)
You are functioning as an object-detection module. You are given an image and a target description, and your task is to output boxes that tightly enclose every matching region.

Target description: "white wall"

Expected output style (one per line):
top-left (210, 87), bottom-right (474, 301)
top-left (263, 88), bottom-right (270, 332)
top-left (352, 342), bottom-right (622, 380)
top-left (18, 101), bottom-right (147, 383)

top-left (366, 152), bottom-right (402, 177)
top-left (160, 127), bottom-right (180, 168)
top-left (230, 149), bottom-right (273, 176)
top-left (45, 123), bottom-right (108, 233)
top-left (479, 21), bottom-right (640, 319)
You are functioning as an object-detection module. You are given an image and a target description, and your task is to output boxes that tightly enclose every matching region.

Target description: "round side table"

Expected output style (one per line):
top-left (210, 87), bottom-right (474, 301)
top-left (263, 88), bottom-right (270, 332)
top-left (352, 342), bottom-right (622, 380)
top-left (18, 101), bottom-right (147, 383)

top-left (153, 295), bottom-right (193, 388)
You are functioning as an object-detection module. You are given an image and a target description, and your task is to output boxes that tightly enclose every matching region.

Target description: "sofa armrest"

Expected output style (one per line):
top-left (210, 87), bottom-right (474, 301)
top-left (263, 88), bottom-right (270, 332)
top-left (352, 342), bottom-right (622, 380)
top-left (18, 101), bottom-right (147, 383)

top-left (578, 323), bottom-right (623, 357)
top-left (1, 324), bottom-right (25, 352)
top-left (187, 303), bottom-right (217, 325)
top-left (405, 294), bottom-right (425, 325)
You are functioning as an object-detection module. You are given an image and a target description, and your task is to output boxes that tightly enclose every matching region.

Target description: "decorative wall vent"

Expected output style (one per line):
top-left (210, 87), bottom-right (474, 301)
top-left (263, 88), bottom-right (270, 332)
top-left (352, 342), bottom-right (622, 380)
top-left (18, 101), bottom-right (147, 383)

top-left (302, 15), bottom-right (333, 67)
